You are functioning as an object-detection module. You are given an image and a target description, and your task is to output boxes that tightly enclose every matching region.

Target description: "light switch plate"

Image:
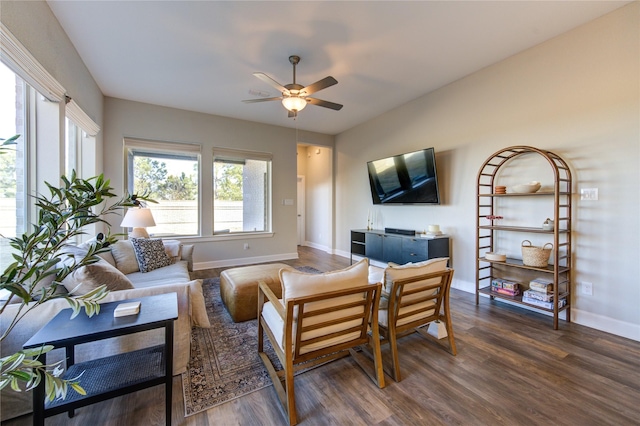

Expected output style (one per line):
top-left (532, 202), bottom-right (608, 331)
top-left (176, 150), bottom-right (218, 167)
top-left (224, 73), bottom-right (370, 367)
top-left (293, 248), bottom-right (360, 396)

top-left (580, 188), bottom-right (598, 200)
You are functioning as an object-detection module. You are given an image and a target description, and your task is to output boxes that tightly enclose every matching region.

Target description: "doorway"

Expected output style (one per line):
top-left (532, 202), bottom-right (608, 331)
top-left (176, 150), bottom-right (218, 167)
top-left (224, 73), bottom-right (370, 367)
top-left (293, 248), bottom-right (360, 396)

top-left (297, 175), bottom-right (305, 246)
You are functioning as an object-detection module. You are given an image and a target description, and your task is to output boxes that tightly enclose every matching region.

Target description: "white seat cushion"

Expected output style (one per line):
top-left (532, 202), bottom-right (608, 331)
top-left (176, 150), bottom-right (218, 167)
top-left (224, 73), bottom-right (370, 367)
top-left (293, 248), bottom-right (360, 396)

top-left (269, 259), bottom-right (370, 355)
top-left (379, 257), bottom-right (448, 327)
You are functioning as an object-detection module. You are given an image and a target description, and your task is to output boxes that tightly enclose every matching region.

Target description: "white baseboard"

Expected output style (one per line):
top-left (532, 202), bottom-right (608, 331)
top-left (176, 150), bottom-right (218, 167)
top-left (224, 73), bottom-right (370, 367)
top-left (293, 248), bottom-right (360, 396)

top-left (333, 248), bottom-right (351, 259)
top-left (572, 309), bottom-right (640, 342)
top-left (303, 241), bottom-right (332, 253)
top-left (193, 252), bottom-right (299, 270)
top-left (458, 279), bottom-right (639, 342)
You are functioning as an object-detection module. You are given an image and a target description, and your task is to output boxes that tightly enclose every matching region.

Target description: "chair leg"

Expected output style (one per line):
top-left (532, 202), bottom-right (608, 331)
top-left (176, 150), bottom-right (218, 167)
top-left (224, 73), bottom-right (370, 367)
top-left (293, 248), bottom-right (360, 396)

top-left (258, 318), bottom-right (298, 425)
top-left (284, 366), bottom-right (297, 425)
top-left (370, 334), bottom-right (386, 388)
top-left (443, 318), bottom-right (457, 356)
top-left (388, 327), bottom-right (402, 382)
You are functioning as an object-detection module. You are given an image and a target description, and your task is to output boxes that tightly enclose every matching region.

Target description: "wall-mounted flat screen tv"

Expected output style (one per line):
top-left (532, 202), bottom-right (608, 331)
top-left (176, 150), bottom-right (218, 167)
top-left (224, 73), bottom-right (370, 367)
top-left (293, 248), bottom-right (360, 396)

top-left (367, 148), bottom-right (440, 204)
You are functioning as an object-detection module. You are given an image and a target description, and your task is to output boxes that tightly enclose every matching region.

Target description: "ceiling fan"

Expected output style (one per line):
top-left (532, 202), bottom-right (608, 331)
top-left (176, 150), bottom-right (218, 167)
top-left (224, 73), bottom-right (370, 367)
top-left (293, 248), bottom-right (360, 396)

top-left (243, 55), bottom-right (343, 117)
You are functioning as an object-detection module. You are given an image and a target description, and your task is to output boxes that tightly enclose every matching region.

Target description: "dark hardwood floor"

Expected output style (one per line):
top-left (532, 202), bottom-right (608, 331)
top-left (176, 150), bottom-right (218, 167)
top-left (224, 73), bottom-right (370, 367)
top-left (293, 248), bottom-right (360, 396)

top-left (4, 246), bottom-right (640, 425)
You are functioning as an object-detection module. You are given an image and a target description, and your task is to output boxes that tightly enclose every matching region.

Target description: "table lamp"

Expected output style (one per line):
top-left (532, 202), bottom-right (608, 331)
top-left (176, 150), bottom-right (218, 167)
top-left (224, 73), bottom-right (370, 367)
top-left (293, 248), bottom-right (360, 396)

top-left (120, 208), bottom-right (156, 238)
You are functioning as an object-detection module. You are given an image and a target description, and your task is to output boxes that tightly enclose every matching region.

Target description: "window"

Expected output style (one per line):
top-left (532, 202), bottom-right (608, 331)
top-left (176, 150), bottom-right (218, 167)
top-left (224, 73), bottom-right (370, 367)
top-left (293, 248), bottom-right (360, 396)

top-left (0, 24), bottom-right (102, 262)
top-left (0, 62), bottom-right (28, 270)
top-left (213, 148), bottom-right (272, 234)
top-left (65, 117), bottom-right (81, 177)
top-left (125, 139), bottom-right (200, 237)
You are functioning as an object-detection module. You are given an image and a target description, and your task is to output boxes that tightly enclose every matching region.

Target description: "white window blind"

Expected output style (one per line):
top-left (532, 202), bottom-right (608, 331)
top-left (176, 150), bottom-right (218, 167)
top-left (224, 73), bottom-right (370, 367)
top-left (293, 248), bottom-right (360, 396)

top-left (0, 22), bottom-right (65, 102)
top-left (66, 99), bottom-right (100, 136)
top-left (213, 147), bottom-right (273, 162)
top-left (125, 137), bottom-right (202, 154)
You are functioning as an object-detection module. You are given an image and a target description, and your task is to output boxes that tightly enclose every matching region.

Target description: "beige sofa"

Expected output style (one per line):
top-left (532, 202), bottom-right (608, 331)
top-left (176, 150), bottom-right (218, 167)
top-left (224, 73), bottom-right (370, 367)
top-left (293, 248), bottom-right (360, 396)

top-left (0, 239), bottom-right (210, 421)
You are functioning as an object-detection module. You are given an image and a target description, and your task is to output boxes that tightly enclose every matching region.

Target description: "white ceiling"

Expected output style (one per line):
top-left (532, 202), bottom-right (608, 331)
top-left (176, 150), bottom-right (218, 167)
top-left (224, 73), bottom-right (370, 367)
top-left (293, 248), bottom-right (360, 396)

top-left (47, 1), bottom-right (629, 135)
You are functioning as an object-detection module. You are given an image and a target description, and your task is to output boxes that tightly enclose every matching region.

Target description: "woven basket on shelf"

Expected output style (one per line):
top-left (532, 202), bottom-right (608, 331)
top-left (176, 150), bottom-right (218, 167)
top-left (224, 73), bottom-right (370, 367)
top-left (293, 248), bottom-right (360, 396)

top-left (521, 240), bottom-right (553, 268)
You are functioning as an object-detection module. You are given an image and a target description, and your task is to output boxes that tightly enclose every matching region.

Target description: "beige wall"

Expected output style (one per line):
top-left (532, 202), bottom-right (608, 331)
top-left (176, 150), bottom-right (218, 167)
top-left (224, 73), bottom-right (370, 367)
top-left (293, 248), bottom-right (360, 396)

top-left (335, 3), bottom-right (639, 340)
top-left (103, 97), bottom-right (333, 267)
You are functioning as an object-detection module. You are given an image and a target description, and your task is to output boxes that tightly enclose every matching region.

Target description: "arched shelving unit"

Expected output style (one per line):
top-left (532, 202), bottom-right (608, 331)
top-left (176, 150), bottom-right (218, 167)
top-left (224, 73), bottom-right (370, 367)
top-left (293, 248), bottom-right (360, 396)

top-left (475, 146), bottom-right (572, 329)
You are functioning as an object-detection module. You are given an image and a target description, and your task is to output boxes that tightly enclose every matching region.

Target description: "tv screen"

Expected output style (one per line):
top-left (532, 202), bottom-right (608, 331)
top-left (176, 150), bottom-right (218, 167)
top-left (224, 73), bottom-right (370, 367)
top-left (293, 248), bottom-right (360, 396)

top-left (367, 148), bottom-right (440, 204)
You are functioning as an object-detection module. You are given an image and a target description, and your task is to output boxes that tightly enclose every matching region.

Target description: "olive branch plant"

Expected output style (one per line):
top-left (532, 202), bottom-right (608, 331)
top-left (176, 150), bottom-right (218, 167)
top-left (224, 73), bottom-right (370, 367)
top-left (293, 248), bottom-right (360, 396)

top-left (0, 135), bottom-right (152, 401)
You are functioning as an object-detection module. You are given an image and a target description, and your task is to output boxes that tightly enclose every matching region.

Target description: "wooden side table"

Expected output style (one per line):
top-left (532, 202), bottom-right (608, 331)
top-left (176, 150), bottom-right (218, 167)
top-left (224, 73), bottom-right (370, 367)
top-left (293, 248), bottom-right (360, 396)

top-left (23, 293), bottom-right (178, 426)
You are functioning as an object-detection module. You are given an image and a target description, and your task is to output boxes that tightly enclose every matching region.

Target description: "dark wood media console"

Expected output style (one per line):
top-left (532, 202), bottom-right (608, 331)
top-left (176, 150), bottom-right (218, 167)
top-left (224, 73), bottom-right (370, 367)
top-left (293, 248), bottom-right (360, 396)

top-left (350, 229), bottom-right (449, 265)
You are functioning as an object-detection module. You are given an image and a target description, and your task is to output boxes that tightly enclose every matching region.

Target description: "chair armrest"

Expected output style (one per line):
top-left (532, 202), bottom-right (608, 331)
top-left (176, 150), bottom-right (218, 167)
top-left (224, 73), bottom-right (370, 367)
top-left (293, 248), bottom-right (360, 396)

top-left (258, 280), bottom-right (285, 320)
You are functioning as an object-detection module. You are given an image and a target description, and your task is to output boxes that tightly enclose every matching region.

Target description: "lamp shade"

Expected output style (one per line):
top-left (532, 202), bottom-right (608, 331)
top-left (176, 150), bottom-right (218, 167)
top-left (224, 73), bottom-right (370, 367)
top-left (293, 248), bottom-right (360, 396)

top-left (120, 208), bottom-right (156, 238)
top-left (282, 96), bottom-right (307, 112)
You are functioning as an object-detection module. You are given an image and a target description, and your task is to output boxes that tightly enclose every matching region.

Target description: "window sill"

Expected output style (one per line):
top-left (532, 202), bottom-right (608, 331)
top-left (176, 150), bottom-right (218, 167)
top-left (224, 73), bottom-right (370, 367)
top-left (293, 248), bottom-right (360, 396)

top-left (155, 232), bottom-right (274, 244)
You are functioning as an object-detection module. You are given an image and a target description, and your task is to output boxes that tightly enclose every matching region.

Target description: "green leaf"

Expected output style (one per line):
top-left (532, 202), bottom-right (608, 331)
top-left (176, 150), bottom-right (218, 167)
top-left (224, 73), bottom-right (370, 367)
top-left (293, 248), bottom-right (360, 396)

top-left (70, 382), bottom-right (86, 395)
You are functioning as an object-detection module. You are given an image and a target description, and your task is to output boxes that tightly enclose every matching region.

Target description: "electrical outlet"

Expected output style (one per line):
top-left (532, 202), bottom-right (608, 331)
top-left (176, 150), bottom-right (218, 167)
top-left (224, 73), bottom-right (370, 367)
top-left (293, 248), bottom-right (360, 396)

top-left (582, 281), bottom-right (593, 295)
top-left (580, 188), bottom-right (598, 200)
top-left (243, 243), bottom-right (249, 250)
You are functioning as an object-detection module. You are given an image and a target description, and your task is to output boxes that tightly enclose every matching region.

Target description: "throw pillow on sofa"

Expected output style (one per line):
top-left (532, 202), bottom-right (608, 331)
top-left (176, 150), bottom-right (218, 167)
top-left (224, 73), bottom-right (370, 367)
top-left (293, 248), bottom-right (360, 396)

top-left (110, 240), bottom-right (140, 274)
top-left (130, 238), bottom-right (172, 273)
top-left (62, 259), bottom-right (135, 295)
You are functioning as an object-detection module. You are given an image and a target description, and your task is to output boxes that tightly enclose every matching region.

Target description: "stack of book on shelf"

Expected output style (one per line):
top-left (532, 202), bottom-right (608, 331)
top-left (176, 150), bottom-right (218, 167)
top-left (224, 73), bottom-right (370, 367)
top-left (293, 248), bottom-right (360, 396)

top-left (522, 278), bottom-right (566, 309)
top-left (491, 278), bottom-right (520, 297)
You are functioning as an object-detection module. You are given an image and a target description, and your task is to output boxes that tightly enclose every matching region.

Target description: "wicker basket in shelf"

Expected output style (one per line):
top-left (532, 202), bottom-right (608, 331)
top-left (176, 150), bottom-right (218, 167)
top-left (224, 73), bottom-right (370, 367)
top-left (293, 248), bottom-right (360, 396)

top-left (521, 240), bottom-right (552, 267)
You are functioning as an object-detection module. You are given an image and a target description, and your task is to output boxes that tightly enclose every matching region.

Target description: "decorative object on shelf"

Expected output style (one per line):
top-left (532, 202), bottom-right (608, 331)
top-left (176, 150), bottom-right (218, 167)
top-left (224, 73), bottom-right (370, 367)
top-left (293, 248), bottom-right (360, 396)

top-left (521, 240), bottom-right (553, 267)
top-left (486, 214), bottom-right (503, 225)
top-left (485, 252), bottom-right (507, 262)
top-left (494, 185), bottom-right (506, 194)
top-left (113, 301), bottom-right (141, 317)
top-left (121, 207), bottom-right (156, 238)
top-left (426, 224), bottom-right (443, 236)
top-left (542, 218), bottom-right (554, 231)
top-left (510, 181), bottom-right (541, 194)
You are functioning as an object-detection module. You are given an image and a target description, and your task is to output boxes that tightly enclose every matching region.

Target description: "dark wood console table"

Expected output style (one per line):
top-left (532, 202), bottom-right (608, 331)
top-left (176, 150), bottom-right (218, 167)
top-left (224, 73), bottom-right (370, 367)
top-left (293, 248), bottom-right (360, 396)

top-left (351, 229), bottom-right (450, 264)
top-left (23, 293), bottom-right (178, 426)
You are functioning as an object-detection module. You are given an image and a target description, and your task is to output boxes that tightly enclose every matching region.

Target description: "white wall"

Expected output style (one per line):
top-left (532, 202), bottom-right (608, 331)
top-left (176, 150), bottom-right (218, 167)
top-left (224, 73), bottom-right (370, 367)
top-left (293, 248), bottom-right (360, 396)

top-left (335, 4), bottom-right (639, 340)
top-left (103, 97), bottom-right (333, 268)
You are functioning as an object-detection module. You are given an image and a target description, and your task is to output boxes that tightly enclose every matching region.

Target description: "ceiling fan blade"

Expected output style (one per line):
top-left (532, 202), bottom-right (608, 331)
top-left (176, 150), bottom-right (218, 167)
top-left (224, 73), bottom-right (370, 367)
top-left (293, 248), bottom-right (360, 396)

top-left (242, 97), bottom-right (283, 103)
top-left (306, 97), bottom-right (343, 111)
top-left (253, 72), bottom-right (289, 95)
top-left (301, 76), bottom-right (338, 96)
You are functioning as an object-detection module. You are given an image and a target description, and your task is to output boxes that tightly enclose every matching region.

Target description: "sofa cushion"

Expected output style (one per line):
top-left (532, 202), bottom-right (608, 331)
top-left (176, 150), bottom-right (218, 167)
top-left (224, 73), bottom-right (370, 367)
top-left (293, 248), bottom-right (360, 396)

top-left (127, 260), bottom-right (190, 288)
top-left (61, 259), bottom-right (135, 295)
top-left (130, 238), bottom-right (172, 273)
top-left (110, 240), bottom-right (140, 274)
top-left (163, 239), bottom-right (182, 264)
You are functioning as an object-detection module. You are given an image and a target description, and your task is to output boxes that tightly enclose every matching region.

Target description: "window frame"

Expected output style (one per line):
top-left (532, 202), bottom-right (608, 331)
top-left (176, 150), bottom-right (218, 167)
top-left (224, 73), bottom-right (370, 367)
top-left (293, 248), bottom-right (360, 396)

top-left (124, 137), bottom-right (202, 238)
top-left (212, 147), bottom-right (273, 237)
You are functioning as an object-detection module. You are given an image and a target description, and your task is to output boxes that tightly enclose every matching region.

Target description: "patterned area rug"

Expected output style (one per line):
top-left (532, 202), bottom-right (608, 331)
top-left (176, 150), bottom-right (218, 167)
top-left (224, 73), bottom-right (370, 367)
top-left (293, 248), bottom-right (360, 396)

top-left (182, 266), bottom-right (321, 416)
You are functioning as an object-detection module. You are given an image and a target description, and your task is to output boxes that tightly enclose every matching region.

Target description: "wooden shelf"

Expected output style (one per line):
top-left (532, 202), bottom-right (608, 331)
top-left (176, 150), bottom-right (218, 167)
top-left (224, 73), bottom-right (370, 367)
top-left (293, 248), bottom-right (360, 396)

top-left (475, 146), bottom-right (572, 330)
top-left (478, 287), bottom-right (570, 313)
top-left (478, 191), bottom-right (571, 197)
top-left (478, 225), bottom-right (570, 233)
top-left (478, 257), bottom-right (570, 274)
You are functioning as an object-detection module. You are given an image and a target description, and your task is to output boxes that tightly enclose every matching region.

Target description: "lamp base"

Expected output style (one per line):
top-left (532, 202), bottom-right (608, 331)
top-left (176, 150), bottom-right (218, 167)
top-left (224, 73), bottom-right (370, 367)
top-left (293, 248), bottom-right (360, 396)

top-left (129, 227), bottom-right (150, 239)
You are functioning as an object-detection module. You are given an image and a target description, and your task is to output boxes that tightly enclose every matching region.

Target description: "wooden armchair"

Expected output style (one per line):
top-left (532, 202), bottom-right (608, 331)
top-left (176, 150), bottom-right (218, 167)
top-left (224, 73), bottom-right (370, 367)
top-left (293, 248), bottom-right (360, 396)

top-left (257, 259), bottom-right (385, 426)
top-left (377, 258), bottom-right (456, 381)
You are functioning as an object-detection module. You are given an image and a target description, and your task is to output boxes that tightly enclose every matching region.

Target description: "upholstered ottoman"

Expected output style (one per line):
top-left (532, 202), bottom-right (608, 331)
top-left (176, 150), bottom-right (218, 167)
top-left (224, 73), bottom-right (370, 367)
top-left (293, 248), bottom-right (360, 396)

top-left (220, 263), bottom-right (293, 322)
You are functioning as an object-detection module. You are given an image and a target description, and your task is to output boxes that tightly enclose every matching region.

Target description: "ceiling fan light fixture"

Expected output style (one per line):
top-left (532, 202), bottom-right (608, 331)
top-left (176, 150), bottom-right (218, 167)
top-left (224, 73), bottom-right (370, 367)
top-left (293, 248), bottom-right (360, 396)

top-left (282, 96), bottom-right (307, 112)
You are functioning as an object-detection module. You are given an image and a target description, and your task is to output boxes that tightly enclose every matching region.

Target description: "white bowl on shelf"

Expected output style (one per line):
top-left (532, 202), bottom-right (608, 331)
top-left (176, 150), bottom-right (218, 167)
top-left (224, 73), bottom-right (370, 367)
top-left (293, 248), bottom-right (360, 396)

top-left (510, 181), bottom-right (541, 194)
top-left (485, 252), bottom-right (507, 261)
